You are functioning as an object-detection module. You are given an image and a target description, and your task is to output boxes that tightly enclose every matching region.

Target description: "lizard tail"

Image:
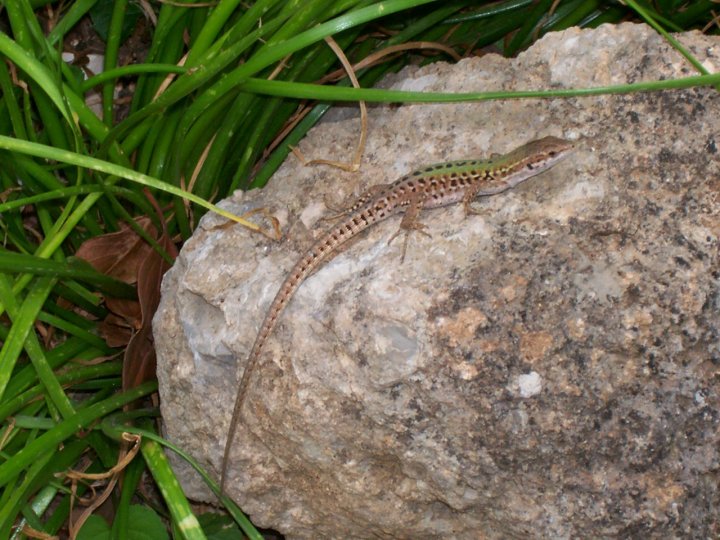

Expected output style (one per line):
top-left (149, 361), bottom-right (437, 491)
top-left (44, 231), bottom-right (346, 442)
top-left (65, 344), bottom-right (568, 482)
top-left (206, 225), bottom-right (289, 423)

top-left (218, 248), bottom-right (324, 494)
top-left (219, 207), bottom-right (379, 494)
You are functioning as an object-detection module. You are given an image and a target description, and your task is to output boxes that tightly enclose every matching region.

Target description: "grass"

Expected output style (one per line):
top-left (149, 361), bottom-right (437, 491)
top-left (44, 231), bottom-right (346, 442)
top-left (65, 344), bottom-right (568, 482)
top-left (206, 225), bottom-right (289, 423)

top-left (0, 0), bottom-right (717, 538)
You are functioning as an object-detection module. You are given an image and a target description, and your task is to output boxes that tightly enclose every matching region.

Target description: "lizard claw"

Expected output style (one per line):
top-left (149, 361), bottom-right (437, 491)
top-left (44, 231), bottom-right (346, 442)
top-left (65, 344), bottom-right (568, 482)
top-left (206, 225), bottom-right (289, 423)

top-left (387, 222), bottom-right (432, 263)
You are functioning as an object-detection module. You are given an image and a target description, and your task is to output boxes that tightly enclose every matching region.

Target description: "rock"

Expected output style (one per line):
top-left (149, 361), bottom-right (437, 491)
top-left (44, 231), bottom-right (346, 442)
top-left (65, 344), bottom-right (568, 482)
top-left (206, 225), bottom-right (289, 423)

top-left (154, 23), bottom-right (720, 538)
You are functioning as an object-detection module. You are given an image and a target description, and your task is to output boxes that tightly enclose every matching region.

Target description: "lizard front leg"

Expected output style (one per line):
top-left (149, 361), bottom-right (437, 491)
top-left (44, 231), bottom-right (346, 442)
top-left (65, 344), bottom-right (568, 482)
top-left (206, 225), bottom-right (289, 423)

top-left (461, 178), bottom-right (515, 216)
top-left (461, 181), bottom-right (490, 216)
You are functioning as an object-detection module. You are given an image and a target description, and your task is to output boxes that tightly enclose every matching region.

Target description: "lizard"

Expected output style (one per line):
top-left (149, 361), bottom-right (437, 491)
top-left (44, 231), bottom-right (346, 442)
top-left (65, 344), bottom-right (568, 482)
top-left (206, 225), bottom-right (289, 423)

top-left (219, 135), bottom-right (575, 495)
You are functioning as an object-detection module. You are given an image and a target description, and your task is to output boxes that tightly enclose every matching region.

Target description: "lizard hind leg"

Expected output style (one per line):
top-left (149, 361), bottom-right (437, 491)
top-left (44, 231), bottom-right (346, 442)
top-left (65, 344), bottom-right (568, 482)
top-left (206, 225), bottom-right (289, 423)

top-left (387, 196), bottom-right (431, 263)
top-left (322, 184), bottom-right (391, 221)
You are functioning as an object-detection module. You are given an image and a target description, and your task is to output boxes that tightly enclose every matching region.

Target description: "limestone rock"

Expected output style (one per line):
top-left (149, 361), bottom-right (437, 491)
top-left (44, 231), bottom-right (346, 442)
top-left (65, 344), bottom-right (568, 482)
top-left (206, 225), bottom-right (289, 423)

top-left (154, 23), bottom-right (720, 538)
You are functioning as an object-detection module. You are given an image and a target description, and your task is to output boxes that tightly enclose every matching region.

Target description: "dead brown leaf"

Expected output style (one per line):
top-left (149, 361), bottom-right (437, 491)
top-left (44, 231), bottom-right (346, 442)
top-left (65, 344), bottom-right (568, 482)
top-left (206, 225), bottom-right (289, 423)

top-left (123, 226), bottom-right (176, 390)
top-left (76, 217), bottom-right (157, 283)
top-left (76, 195), bottom-right (178, 391)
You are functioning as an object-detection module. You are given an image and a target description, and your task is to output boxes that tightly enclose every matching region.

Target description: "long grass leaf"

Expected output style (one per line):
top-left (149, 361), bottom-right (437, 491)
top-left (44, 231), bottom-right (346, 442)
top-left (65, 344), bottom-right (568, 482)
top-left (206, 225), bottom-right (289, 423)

top-left (239, 71), bottom-right (720, 101)
top-left (0, 380), bottom-right (157, 488)
top-left (0, 276), bottom-right (55, 401)
top-left (0, 136), bottom-right (257, 230)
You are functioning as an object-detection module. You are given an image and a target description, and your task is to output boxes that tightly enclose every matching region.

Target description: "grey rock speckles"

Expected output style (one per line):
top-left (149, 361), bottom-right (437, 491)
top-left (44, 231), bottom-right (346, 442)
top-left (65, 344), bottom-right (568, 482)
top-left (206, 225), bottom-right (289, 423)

top-left (154, 24), bottom-right (720, 538)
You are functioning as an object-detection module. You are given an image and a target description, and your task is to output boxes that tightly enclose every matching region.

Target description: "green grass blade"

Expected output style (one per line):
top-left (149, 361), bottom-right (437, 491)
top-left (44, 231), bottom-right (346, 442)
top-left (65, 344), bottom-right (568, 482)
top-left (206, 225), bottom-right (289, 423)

top-left (102, 413), bottom-right (263, 539)
top-left (0, 252), bottom-right (137, 299)
top-left (0, 276), bottom-right (55, 401)
top-left (0, 363), bottom-right (121, 421)
top-left (0, 136), bottom-right (259, 231)
top-left (239, 71), bottom-right (720, 101)
top-left (141, 438), bottom-right (208, 540)
top-left (0, 32), bottom-right (73, 127)
top-left (0, 380), bottom-right (157, 488)
top-left (623, 0), bottom-right (709, 76)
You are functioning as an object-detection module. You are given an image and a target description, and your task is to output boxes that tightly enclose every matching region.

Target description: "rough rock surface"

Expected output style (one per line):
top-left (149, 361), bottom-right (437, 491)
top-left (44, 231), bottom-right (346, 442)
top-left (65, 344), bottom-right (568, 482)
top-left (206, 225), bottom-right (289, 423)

top-left (154, 23), bottom-right (720, 538)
